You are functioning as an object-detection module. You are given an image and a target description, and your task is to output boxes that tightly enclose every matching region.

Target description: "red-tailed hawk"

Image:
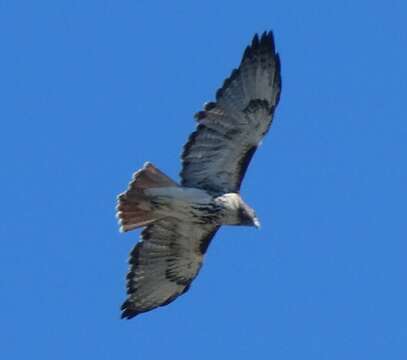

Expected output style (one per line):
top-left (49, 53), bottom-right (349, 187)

top-left (116, 31), bottom-right (281, 318)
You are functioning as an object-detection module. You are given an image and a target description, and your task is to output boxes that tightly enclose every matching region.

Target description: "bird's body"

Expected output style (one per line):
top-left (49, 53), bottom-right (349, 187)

top-left (117, 31), bottom-right (281, 318)
top-left (145, 185), bottom-right (221, 225)
top-left (119, 166), bottom-right (258, 228)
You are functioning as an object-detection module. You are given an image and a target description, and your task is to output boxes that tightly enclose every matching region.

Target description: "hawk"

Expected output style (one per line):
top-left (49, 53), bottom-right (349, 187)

top-left (116, 31), bottom-right (281, 318)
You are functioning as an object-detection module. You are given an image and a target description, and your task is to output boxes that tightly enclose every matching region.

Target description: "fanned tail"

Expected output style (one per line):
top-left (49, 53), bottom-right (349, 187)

top-left (116, 162), bottom-right (178, 232)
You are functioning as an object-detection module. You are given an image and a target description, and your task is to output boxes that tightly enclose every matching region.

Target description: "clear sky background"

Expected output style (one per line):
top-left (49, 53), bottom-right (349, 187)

top-left (1, 0), bottom-right (406, 359)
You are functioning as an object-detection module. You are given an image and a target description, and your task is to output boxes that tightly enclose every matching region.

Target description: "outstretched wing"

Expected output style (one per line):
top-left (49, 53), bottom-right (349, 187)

top-left (121, 219), bottom-right (219, 319)
top-left (181, 31), bottom-right (281, 195)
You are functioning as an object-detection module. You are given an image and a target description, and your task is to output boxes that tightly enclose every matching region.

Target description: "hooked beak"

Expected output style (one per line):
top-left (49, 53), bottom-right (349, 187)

top-left (253, 217), bottom-right (261, 229)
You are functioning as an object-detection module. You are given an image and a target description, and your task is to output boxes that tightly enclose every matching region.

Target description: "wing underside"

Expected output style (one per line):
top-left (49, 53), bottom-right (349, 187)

top-left (180, 31), bottom-right (281, 195)
top-left (121, 219), bottom-right (219, 319)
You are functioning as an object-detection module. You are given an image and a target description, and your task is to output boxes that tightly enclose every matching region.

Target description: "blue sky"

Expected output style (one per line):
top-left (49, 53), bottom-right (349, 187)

top-left (1, 0), bottom-right (406, 359)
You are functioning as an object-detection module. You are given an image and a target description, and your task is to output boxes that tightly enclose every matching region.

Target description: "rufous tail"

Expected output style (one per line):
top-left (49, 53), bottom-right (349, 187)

top-left (116, 162), bottom-right (178, 232)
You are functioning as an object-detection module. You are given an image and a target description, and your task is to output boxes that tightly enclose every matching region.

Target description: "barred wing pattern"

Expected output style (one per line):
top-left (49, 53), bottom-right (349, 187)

top-left (119, 31), bottom-right (282, 319)
top-left (121, 218), bottom-right (219, 319)
top-left (181, 31), bottom-right (281, 195)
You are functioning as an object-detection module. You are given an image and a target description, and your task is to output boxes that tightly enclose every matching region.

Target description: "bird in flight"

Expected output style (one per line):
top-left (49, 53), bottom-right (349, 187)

top-left (116, 31), bottom-right (281, 319)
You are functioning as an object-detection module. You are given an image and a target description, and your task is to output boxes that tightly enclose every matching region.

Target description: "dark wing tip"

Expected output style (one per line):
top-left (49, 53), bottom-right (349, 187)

top-left (241, 30), bottom-right (277, 65)
top-left (120, 300), bottom-right (140, 320)
top-left (213, 30), bottom-right (279, 102)
top-left (251, 33), bottom-right (260, 49)
top-left (260, 31), bottom-right (275, 52)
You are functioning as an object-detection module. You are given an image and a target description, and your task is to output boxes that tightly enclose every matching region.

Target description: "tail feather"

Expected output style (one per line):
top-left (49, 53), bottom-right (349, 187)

top-left (130, 162), bottom-right (177, 190)
top-left (116, 195), bottom-right (157, 232)
top-left (116, 162), bottom-right (178, 232)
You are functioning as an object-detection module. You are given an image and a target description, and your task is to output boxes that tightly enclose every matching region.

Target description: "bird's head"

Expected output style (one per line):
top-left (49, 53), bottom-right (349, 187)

top-left (216, 193), bottom-right (261, 228)
top-left (238, 202), bottom-right (261, 228)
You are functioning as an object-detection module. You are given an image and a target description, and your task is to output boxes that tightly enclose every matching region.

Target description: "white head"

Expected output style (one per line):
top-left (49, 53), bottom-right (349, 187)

top-left (216, 193), bottom-right (260, 228)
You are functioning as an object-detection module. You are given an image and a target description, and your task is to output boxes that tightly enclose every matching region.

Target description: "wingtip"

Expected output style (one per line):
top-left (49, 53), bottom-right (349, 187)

top-left (251, 33), bottom-right (260, 48)
top-left (120, 311), bottom-right (137, 320)
top-left (241, 30), bottom-right (277, 64)
top-left (259, 30), bottom-right (275, 52)
top-left (120, 300), bottom-right (139, 320)
top-left (260, 30), bottom-right (270, 44)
